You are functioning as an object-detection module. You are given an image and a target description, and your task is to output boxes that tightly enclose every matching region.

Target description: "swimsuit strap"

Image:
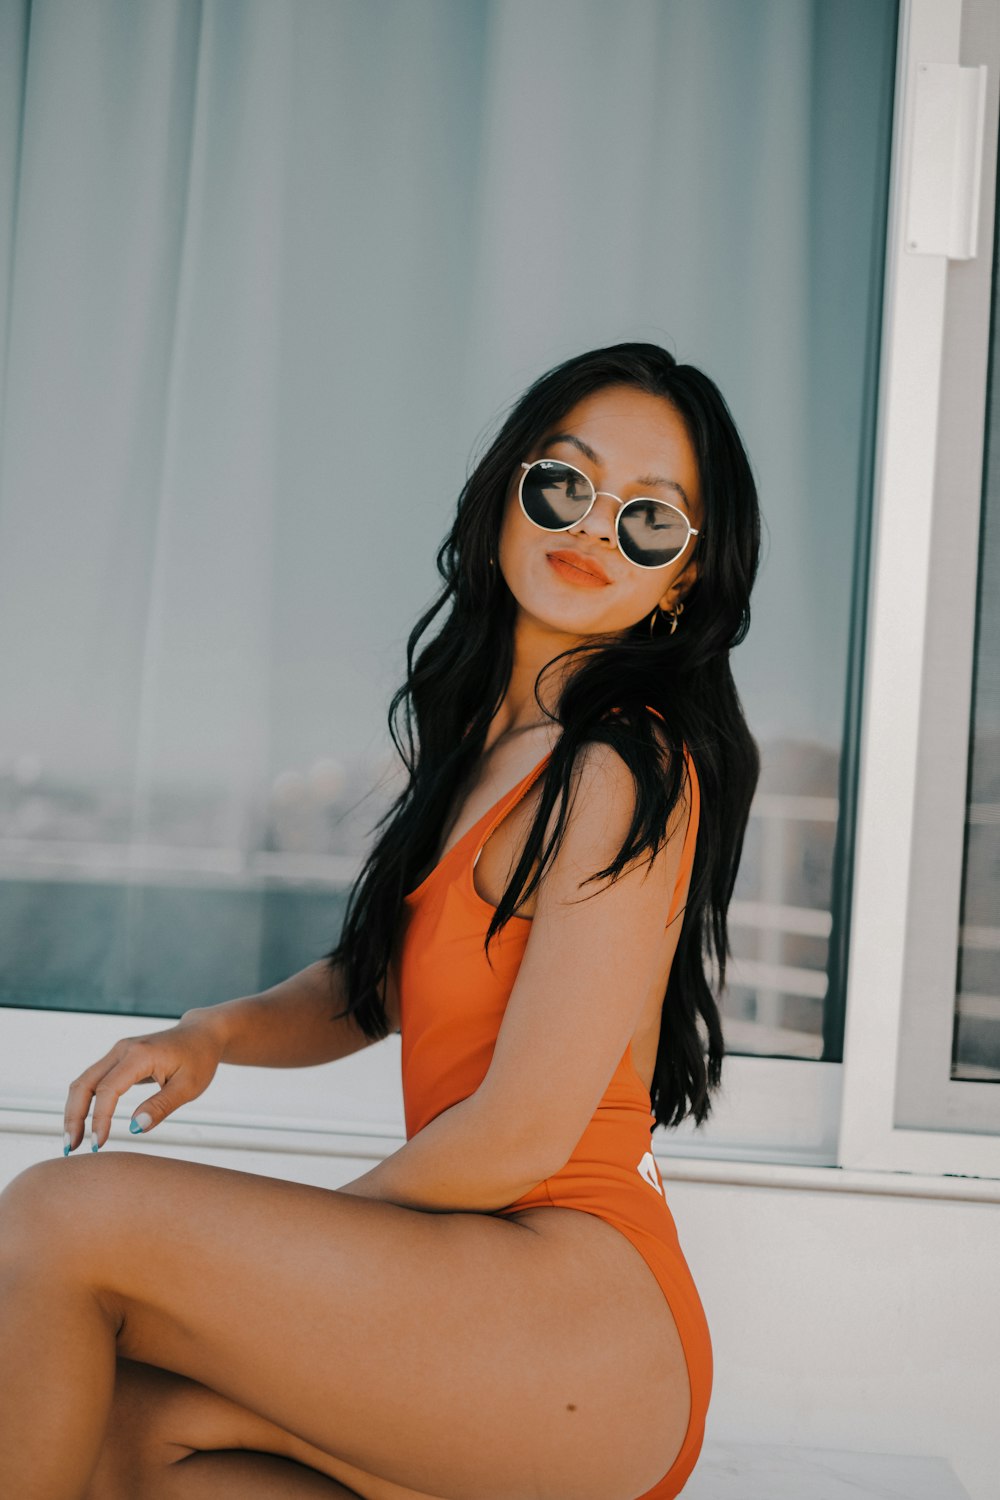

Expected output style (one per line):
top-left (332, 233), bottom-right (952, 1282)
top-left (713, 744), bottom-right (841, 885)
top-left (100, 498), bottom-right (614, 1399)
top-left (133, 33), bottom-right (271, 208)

top-left (405, 753), bottom-right (555, 902)
top-left (471, 752), bottom-right (553, 870)
top-left (470, 706), bottom-right (676, 871)
top-left (472, 738), bottom-right (700, 931)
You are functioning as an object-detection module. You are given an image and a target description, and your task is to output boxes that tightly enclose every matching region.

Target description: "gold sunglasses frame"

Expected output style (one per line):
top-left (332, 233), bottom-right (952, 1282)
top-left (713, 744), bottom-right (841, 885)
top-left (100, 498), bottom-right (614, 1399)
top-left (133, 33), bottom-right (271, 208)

top-left (518, 459), bottom-right (699, 570)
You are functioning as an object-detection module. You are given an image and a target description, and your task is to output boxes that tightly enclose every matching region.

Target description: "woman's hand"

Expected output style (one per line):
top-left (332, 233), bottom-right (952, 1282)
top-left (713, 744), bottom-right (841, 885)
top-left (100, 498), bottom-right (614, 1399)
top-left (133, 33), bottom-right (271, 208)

top-left (62, 1010), bottom-right (227, 1155)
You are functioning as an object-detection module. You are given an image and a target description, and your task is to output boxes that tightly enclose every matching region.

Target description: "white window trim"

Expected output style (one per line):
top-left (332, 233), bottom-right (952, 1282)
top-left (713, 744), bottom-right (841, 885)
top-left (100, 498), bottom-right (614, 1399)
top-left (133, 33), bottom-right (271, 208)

top-left (0, 1007), bottom-right (840, 1169)
top-left (839, 0), bottom-right (1000, 1178)
top-left (6, 1008), bottom-right (998, 1201)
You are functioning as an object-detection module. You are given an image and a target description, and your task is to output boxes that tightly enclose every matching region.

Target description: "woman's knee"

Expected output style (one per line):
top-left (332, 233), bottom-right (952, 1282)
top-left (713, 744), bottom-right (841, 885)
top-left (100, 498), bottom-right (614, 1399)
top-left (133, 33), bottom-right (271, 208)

top-left (0, 1153), bottom-right (134, 1266)
top-left (0, 1158), bottom-right (68, 1250)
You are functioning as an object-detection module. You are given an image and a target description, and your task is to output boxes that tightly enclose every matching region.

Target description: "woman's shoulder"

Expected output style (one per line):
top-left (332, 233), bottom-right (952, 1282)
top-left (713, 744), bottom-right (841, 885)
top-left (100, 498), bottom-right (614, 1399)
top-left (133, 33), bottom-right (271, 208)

top-left (535, 723), bottom-right (695, 907)
top-left (596, 703), bottom-right (696, 779)
top-left (568, 709), bottom-right (698, 825)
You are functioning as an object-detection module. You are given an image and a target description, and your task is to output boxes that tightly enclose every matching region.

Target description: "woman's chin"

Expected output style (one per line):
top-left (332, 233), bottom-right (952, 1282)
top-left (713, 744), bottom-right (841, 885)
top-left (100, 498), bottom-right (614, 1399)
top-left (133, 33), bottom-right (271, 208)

top-left (513, 601), bottom-right (627, 643)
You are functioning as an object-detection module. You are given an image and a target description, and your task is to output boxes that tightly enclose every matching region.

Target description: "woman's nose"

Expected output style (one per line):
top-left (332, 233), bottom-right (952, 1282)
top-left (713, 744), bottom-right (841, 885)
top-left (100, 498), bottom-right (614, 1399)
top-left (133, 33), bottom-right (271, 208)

top-left (570, 491), bottom-right (619, 544)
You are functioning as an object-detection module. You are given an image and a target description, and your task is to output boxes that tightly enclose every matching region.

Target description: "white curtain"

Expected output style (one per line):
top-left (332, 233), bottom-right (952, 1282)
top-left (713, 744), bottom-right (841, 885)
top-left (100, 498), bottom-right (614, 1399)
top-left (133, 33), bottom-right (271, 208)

top-left (0, 0), bottom-right (897, 1016)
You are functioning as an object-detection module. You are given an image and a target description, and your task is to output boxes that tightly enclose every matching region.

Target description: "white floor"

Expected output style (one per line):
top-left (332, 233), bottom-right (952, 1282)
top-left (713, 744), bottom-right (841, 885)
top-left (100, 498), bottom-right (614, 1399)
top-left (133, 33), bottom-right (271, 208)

top-left (683, 1442), bottom-right (971, 1499)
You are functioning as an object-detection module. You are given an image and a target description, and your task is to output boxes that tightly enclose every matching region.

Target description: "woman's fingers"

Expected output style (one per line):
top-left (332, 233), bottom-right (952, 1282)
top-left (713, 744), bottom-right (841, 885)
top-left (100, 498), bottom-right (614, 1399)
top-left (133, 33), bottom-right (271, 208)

top-left (125, 1074), bottom-right (195, 1139)
top-left (89, 1055), bottom-right (167, 1149)
top-left (64, 1039), bottom-right (172, 1152)
top-left (63, 1044), bottom-right (129, 1153)
top-left (63, 1025), bottom-right (222, 1154)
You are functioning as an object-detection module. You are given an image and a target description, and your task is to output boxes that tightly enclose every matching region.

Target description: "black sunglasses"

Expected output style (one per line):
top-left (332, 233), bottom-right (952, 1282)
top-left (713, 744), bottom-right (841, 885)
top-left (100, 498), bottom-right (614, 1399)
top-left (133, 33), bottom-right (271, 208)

top-left (518, 459), bottom-right (700, 570)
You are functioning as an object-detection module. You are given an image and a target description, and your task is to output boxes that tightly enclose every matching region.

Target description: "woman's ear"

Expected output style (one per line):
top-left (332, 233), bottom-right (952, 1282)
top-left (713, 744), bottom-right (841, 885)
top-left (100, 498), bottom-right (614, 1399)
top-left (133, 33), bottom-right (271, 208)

top-left (658, 557), bottom-right (698, 613)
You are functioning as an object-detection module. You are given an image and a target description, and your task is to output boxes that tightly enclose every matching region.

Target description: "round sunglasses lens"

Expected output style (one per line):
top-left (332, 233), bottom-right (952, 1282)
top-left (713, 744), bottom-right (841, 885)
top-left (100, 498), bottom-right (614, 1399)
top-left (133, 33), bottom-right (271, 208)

top-left (618, 500), bottom-right (689, 567)
top-left (520, 461), bottom-right (593, 529)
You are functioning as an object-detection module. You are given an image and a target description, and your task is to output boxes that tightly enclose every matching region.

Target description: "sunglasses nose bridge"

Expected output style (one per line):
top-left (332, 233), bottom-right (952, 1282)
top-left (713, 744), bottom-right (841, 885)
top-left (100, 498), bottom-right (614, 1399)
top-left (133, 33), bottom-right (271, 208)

top-left (570, 485), bottom-right (620, 541)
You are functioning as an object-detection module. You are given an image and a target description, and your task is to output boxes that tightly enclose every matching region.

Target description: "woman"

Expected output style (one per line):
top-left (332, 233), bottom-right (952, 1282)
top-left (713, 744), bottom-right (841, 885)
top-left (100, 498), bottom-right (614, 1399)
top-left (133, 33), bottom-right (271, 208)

top-left (0, 341), bottom-right (760, 1499)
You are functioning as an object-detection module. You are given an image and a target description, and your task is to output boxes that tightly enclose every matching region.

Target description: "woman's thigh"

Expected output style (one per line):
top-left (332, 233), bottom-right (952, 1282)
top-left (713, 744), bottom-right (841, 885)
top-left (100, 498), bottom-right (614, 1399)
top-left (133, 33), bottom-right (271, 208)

top-left (8, 1153), bottom-right (690, 1500)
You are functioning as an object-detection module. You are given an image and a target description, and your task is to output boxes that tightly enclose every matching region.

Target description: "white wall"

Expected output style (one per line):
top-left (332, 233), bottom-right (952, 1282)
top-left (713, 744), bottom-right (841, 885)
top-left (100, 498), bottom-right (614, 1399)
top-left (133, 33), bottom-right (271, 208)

top-left (675, 1177), bottom-right (998, 1500)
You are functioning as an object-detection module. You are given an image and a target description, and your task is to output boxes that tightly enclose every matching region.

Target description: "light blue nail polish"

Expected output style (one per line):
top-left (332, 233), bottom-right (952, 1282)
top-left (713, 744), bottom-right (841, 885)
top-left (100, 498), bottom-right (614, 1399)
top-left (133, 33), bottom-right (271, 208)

top-left (129, 1118), bottom-right (143, 1134)
top-left (91, 1142), bottom-right (99, 1152)
top-left (63, 1144), bottom-right (70, 1156)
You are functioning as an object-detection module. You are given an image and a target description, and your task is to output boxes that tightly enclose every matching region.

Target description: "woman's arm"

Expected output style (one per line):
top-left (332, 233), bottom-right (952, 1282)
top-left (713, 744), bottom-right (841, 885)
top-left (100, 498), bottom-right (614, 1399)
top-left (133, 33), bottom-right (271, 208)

top-left (182, 956), bottom-right (382, 1070)
top-left (340, 1089), bottom-right (547, 1212)
top-left (66, 957), bottom-right (396, 1150)
top-left (341, 744), bottom-right (694, 1213)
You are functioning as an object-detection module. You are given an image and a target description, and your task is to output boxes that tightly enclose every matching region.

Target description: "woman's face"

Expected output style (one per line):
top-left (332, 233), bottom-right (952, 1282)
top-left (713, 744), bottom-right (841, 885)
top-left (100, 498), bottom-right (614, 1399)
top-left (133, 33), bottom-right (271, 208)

top-left (497, 384), bottom-right (704, 642)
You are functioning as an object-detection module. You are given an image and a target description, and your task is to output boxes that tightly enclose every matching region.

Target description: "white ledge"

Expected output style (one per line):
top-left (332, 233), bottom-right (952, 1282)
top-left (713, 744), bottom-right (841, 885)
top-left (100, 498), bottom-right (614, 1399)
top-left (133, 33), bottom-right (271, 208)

top-left (3, 1105), bottom-right (999, 1202)
top-left (655, 1151), bottom-right (1000, 1203)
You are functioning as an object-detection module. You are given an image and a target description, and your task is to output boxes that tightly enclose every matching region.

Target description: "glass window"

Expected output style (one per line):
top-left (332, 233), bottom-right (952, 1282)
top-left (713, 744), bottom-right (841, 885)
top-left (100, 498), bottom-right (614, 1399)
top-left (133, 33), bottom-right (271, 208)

top-left (0, 1), bottom-right (898, 1073)
top-left (953, 149), bottom-right (1000, 1085)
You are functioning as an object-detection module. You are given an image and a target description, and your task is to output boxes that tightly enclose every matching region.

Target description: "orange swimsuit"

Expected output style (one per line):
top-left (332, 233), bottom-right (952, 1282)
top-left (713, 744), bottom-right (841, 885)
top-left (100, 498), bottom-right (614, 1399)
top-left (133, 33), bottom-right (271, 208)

top-left (397, 747), bottom-right (712, 1498)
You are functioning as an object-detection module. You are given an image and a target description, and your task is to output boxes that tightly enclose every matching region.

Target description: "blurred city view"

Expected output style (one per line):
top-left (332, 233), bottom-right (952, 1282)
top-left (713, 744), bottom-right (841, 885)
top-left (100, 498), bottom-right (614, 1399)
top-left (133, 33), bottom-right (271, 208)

top-left (2, 728), bottom-right (994, 1078)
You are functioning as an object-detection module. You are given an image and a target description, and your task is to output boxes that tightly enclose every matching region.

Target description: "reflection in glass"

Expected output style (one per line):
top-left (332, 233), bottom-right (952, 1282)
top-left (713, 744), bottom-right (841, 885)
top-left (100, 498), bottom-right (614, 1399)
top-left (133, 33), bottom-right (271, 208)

top-left (953, 150), bottom-right (1000, 1082)
top-left (0, 2), bottom-right (898, 1033)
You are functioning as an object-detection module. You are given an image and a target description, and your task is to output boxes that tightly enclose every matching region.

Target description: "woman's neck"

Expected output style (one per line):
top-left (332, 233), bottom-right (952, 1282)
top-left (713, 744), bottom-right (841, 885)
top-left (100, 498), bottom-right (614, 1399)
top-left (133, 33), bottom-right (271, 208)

top-left (487, 615), bottom-right (586, 744)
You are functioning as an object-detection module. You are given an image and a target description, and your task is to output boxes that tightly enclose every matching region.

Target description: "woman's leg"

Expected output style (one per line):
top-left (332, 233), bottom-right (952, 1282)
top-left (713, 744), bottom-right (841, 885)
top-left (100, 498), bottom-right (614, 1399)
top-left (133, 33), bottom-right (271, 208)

top-left (0, 1151), bottom-right (690, 1500)
top-left (85, 1357), bottom-right (432, 1500)
top-left (165, 1455), bottom-right (359, 1497)
top-left (83, 1360), bottom-right (362, 1500)
top-left (93, 1449), bottom-right (361, 1500)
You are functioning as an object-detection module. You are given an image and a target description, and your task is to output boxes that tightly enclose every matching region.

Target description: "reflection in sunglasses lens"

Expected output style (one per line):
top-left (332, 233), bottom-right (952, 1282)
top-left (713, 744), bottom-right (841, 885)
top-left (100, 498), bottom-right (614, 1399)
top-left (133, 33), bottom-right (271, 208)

top-left (521, 462), bottom-right (593, 529)
top-left (618, 501), bottom-right (688, 567)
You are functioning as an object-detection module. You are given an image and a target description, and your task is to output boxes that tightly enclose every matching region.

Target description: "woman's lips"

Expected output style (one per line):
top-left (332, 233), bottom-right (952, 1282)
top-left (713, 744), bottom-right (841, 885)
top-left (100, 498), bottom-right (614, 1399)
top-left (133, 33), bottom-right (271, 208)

top-left (545, 550), bottom-right (611, 588)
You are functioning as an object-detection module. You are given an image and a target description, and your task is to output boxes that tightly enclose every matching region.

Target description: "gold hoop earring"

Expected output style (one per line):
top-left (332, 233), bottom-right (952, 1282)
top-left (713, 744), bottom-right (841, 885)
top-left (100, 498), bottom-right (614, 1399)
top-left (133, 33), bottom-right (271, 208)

top-left (667, 600), bottom-right (684, 635)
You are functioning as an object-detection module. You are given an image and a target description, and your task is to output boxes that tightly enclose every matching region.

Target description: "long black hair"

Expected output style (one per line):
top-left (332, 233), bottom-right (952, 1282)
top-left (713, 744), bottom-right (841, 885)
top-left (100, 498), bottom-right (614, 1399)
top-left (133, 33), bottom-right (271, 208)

top-left (325, 341), bottom-right (761, 1128)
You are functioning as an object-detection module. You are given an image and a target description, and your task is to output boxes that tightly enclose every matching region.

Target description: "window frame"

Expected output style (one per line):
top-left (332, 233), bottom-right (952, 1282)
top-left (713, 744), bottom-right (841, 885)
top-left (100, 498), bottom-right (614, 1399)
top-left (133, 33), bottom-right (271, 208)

top-left (0, 1007), bottom-right (842, 1169)
top-left (5, 0), bottom-right (998, 1188)
top-left (839, 0), bottom-right (1000, 1178)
